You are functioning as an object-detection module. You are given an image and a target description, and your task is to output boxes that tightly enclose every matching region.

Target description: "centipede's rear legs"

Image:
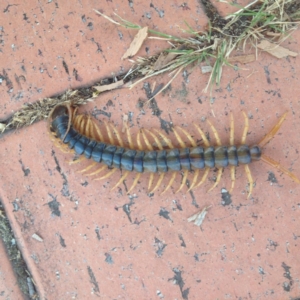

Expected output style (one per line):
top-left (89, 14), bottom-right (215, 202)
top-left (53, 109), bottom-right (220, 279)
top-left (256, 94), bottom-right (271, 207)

top-left (258, 112), bottom-right (300, 185)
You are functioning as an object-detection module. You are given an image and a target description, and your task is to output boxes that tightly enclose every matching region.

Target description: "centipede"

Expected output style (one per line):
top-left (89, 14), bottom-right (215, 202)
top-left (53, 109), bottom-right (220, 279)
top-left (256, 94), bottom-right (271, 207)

top-left (48, 103), bottom-right (300, 197)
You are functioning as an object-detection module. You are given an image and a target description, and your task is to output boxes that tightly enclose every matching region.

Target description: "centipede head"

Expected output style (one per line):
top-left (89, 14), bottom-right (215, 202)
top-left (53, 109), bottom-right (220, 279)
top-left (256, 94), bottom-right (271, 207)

top-left (48, 103), bottom-right (75, 139)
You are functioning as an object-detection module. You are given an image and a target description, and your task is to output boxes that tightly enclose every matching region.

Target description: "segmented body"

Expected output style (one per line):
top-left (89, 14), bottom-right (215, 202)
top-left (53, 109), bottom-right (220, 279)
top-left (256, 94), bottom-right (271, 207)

top-left (49, 103), bottom-right (299, 196)
top-left (51, 109), bottom-right (262, 174)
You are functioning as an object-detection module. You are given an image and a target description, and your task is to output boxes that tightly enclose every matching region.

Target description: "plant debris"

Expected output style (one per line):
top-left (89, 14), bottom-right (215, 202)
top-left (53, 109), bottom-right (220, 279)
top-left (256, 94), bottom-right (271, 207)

top-left (0, 0), bottom-right (299, 136)
top-left (257, 39), bottom-right (298, 58)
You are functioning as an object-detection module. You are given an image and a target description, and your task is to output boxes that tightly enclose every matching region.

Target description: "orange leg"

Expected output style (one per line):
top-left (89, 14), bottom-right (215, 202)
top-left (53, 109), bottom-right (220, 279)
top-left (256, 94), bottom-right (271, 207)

top-left (194, 168), bottom-right (210, 189)
top-left (259, 112), bottom-right (288, 148)
top-left (175, 170), bottom-right (189, 193)
top-left (149, 173), bottom-right (165, 194)
top-left (161, 172), bottom-right (177, 194)
top-left (261, 154), bottom-right (300, 184)
top-left (207, 168), bottom-right (223, 192)
top-left (241, 111), bottom-right (249, 145)
top-left (111, 171), bottom-right (129, 191)
top-left (127, 173), bottom-right (141, 194)
top-left (244, 165), bottom-right (253, 198)
top-left (187, 169), bottom-right (200, 192)
top-left (95, 168), bottom-right (117, 180)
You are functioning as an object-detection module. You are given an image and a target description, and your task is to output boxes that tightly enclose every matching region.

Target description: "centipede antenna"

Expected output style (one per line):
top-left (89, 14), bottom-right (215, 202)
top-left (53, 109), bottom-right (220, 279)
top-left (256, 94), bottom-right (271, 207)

top-left (127, 173), bottom-right (141, 194)
top-left (175, 170), bottom-right (189, 193)
top-left (86, 165), bottom-right (107, 176)
top-left (207, 168), bottom-right (223, 192)
top-left (229, 165), bottom-right (236, 193)
top-left (194, 168), bottom-right (210, 189)
top-left (193, 123), bottom-right (210, 147)
top-left (258, 112), bottom-right (288, 148)
top-left (149, 173), bottom-right (165, 194)
top-left (241, 111), bottom-right (249, 144)
top-left (96, 168), bottom-right (117, 180)
top-left (175, 126), bottom-right (197, 147)
top-left (230, 113), bottom-right (234, 146)
top-left (207, 119), bottom-right (222, 146)
top-left (161, 172), bottom-right (177, 194)
top-left (137, 130), bottom-right (143, 150)
top-left (260, 154), bottom-right (300, 184)
top-left (110, 123), bottom-right (124, 147)
top-left (148, 173), bottom-right (155, 192)
top-left (78, 162), bottom-right (98, 173)
top-left (144, 129), bottom-right (163, 150)
top-left (187, 169), bottom-right (200, 192)
top-left (173, 128), bottom-right (186, 148)
top-left (153, 129), bottom-right (174, 149)
top-left (141, 129), bottom-right (154, 151)
top-left (111, 171), bottom-right (129, 191)
top-left (244, 164), bottom-right (253, 198)
top-left (104, 120), bottom-right (115, 145)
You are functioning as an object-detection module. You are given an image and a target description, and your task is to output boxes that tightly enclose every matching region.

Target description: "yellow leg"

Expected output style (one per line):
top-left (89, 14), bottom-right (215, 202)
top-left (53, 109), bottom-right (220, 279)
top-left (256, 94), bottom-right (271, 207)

top-left (194, 168), bottom-right (210, 189)
top-left (153, 129), bottom-right (174, 149)
top-left (207, 168), bottom-right (223, 192)
top-left (110, 123), bottom-right (124, 147)
top-left (149, 173), bottom-right (165, 194)
top-left (258, 112), bottom-right (288, 148)
top-left (125, 121), bottom-right (134, 149)
top-left (69, 156), bottom-right (86, 165)
top-left (142, 129), bottom-right (154, 151)
top-left (229, 165), bottom-right (235, 193)
top-left (73, 114), bottom-right (83, 132)
top-left (127, 173), bottom-right (142, 194)
top-left (95, 168), bottom-right (117, 180)
top-left (207, 119), bottom-right (221, 146)
top-left (173, 128), bottom-right (186, 148)
top-left (193, 123), bottom-right (210, 147)
top-left (244, 164), bottom-right (253, 198)
top-left (161, 172), bottom-right (177, 194)
top-left (93, 120), bottom-right (104, 141)
top-left (85, 116), bottom-right (93, 138)
top-left (175, 126), bottom-right (197, 147)
top-left (261, 154), bottom-right (300, 184)
top-left (144, 129), bottom-right (163, 150)
top-left (241, 111), bottom-right (249, 144)
top-left (78, 162), bottom-right (98, 174)
top-left (104, 121), bottom-right (114, 145)
top-left (187, 169), bottom-right (199, 192)
top-left (111, 171), bottom-right (129, 191)
top-left (86, 165), bottom-right (106, 176)
top-left (175, 170), bottom-right (189, 193)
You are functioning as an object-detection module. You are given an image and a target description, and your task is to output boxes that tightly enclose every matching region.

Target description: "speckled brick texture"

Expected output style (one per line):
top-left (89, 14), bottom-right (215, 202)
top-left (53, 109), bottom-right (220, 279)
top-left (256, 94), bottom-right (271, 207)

top-left (0, 1), bottom-right (300, 299)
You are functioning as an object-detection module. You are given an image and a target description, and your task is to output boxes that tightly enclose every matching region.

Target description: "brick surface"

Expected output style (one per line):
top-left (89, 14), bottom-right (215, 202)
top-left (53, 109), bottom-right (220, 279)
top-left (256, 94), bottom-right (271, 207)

top-left (0, 1), bottom-right (299, 299)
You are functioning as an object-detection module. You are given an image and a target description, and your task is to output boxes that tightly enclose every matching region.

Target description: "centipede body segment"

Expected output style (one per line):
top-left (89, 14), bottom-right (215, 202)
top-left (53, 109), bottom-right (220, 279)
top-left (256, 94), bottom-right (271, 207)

top-left (49, 103), bottom-right (300, 197)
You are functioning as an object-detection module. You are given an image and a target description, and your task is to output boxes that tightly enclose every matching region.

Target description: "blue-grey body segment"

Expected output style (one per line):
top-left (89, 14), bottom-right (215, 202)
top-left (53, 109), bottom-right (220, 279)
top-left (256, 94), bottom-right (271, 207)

top-left (143, 151), bottom-right (157, 173)
top-left (157, 150), bottom-right (167, 173)
top-left (133, 151), bottom-right (144, 173)
top-left (166, 149), bottom-right (181, 171)
top-left (204, 147), bottom-right (215, 168)
top-left (91, 142), bottom-right (106, 163)
top-left (121, 149), bottom-right (137, 171)
top-left (112, 147), bottom-right (125, 169)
